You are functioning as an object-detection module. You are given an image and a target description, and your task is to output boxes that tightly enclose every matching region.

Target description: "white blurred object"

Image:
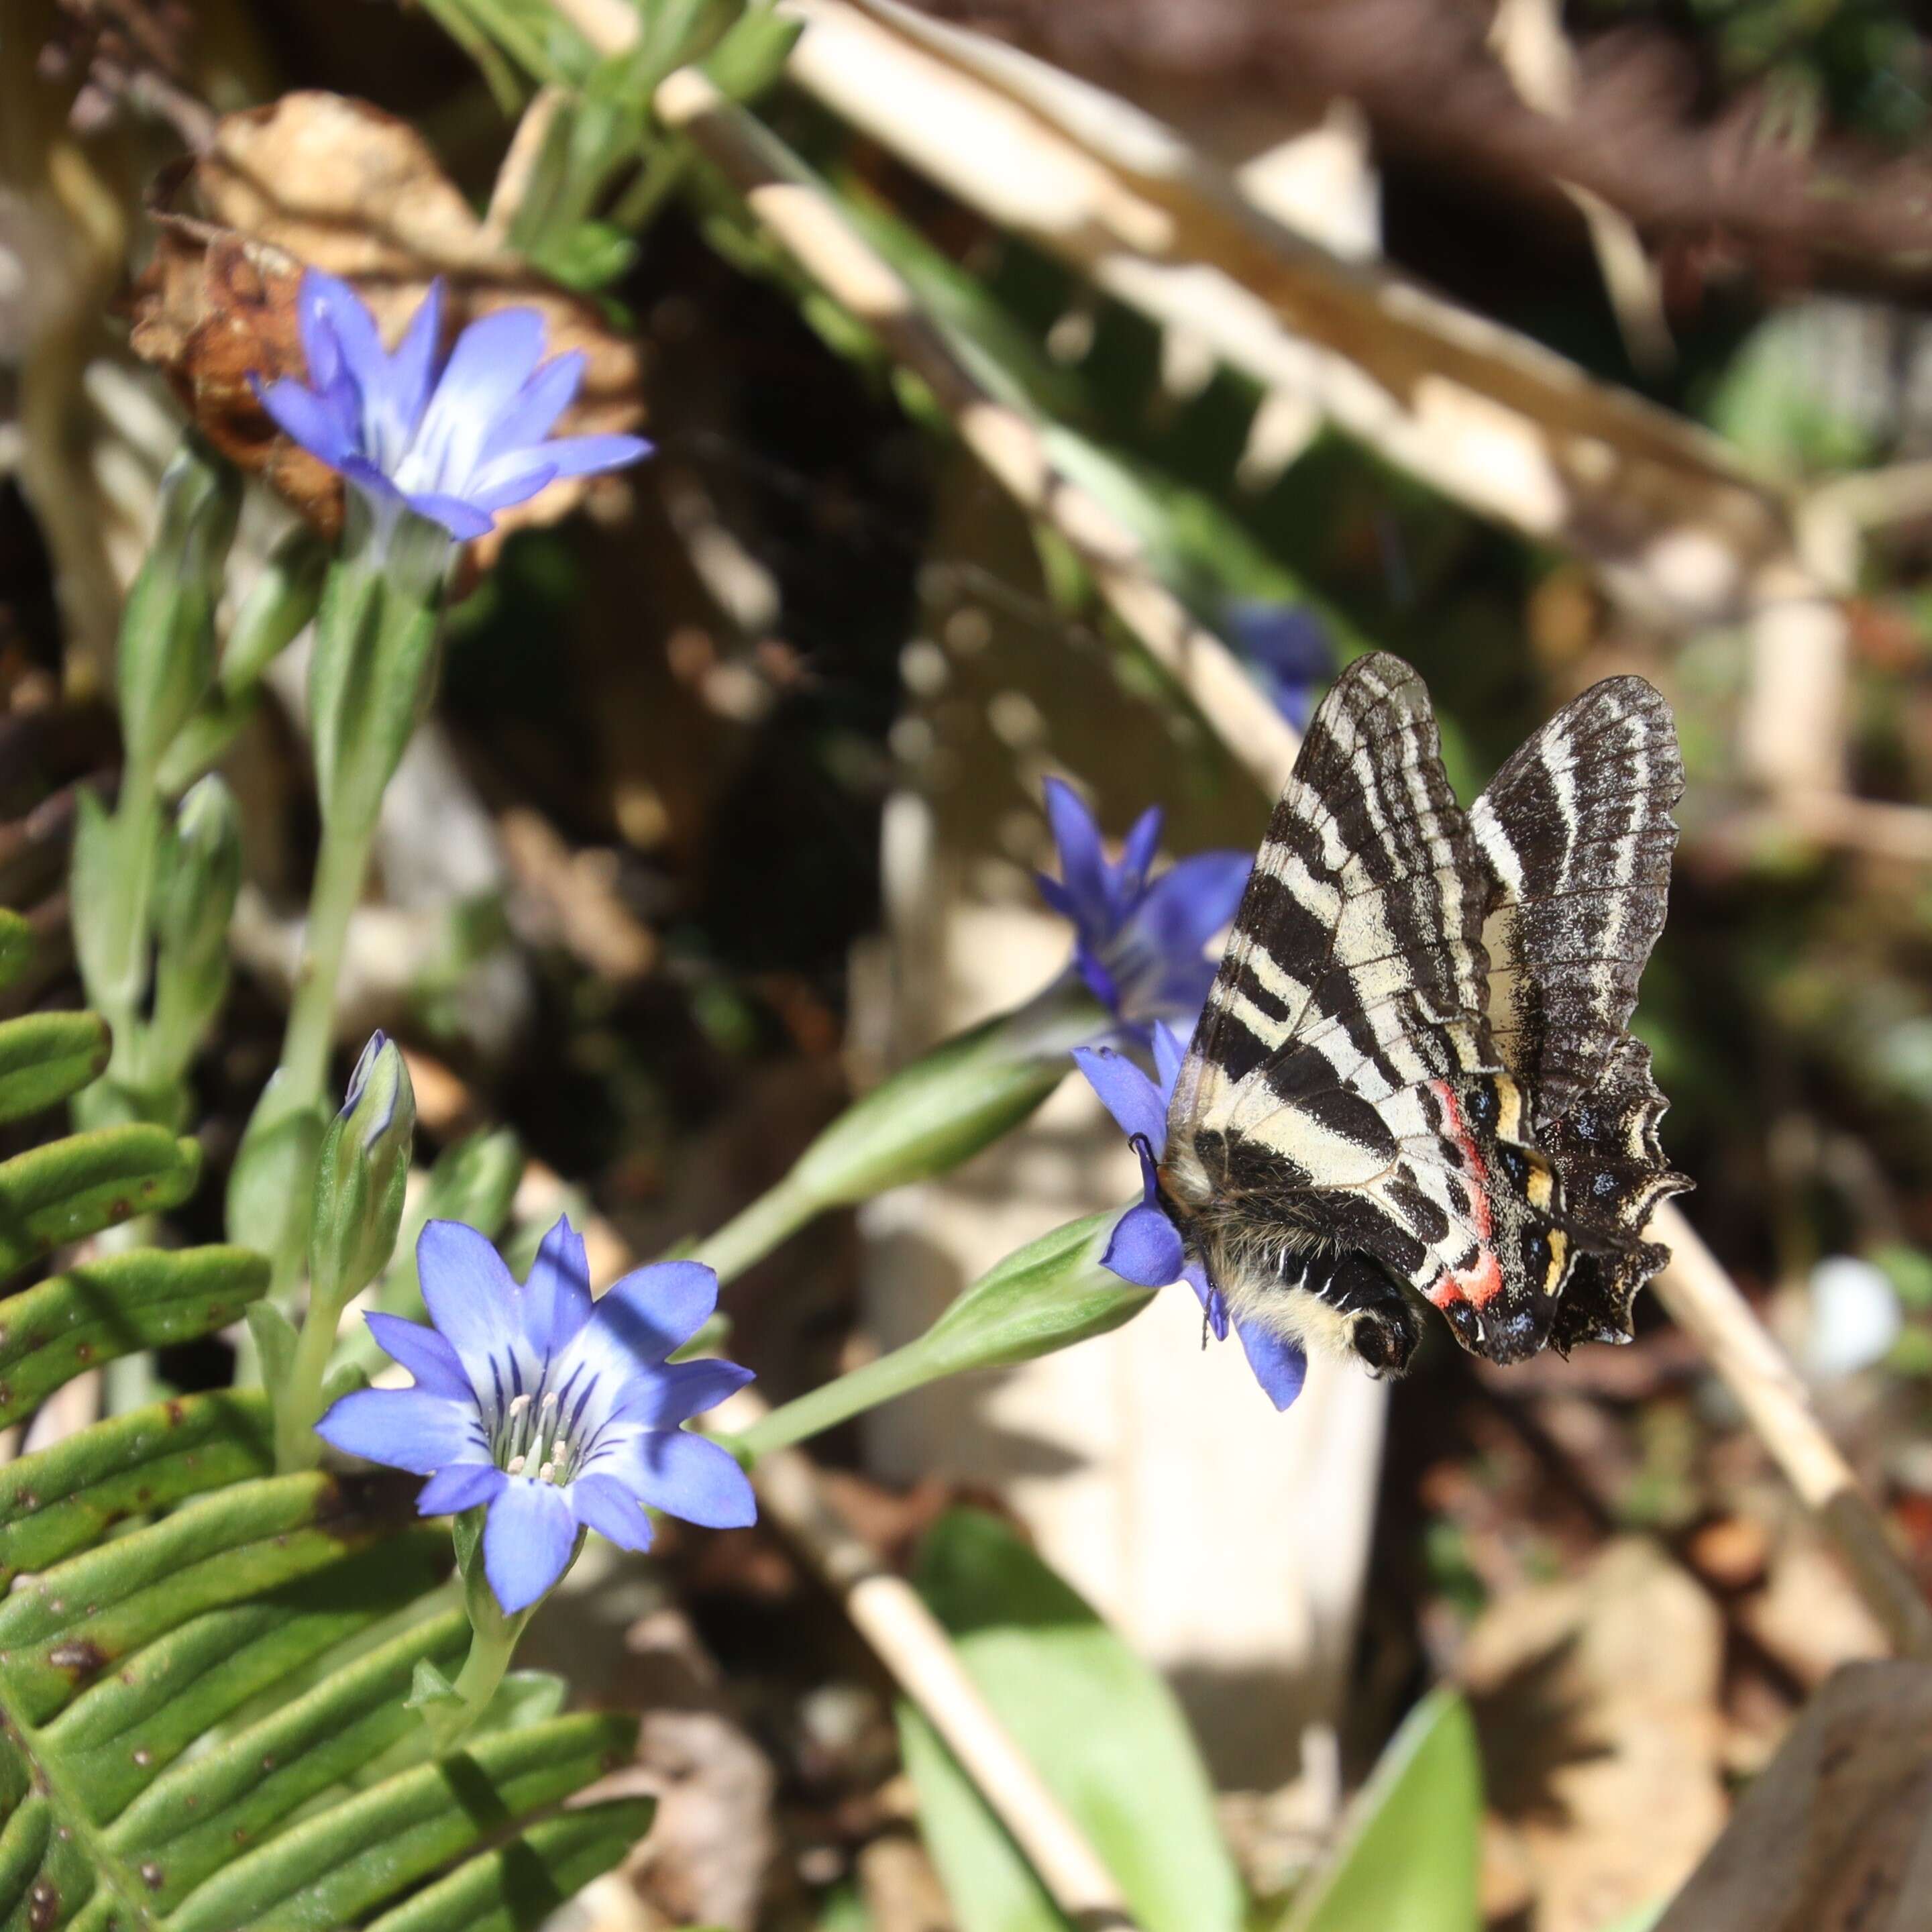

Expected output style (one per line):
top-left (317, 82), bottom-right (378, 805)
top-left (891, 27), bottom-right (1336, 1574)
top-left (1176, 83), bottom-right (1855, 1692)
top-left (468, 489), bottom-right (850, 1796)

top-left (1805, 1255), bottom-right (1902, 1381)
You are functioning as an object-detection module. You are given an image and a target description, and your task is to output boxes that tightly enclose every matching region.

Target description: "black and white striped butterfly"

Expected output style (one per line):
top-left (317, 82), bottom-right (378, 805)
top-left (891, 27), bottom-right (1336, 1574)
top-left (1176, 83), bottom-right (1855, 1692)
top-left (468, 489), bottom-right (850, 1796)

top-left (1152, 651), bottom-right (1688, 1379)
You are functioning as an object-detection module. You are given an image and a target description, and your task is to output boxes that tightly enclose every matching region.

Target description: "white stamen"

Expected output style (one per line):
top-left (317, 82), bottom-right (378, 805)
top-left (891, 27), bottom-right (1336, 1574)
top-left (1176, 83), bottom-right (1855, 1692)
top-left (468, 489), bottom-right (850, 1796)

top-left (507, 1454), bottom-right (525, 1474)
top-left (507, 1393), bottom-right (532, 1417)
top-left (538, 1461), bottom-right (555, 1483)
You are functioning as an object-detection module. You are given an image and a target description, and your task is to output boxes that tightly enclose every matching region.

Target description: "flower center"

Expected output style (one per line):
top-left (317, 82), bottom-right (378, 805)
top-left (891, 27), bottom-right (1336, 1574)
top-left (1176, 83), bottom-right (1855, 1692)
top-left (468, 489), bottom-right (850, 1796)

top-left (490, 1379), bottom-right (592, 1486)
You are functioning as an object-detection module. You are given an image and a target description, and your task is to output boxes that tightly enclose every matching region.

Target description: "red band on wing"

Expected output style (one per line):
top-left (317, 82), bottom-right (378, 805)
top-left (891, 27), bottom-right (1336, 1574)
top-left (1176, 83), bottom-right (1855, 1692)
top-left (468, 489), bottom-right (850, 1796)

top-left (1424, 1079), bottom-right (1505, 1310)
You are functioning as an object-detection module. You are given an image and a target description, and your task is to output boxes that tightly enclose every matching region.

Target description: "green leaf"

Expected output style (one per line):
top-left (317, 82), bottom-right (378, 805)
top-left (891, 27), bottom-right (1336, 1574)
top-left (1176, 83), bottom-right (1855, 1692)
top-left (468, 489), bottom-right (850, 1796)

top-left (704, 3), bottom-right (803, 101)
top-left (0, 910), bottom-right (33, 991)
top-left (0, 1123), bottom-right (203, 1284)
top-left (360, 1801), bottom-right (656, 1932)
top-left (0, 1013), bottom-right (111, 1126)
top-left (246, 1301), bottom-right (300, 1403)
top-left (1278, 1689), bottom-right (1482, 1932)
top-left (0, 1245), bottom-right (269, 1432)
top-left (168, 1711), bottom-right (639, 1930)
top-left (0, 1389), bottom-right (272, 1585)
top-left (904, 1509), bottom-right (1243, 1932)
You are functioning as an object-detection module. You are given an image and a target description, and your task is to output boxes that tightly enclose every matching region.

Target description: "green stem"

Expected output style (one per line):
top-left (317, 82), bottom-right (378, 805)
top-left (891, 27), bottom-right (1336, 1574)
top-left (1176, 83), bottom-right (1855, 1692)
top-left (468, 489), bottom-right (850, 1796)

top-left (278, 807), bottom-right (380, 1119)
top-left (736, 1335), bottom-right (957, 1462)
top-left (274, 1289), bottom-right (343, 1472)
top-left (423, 1604), bottom-right (522, 1754)
top-left (698, 1171), bottom-right (821, 1288)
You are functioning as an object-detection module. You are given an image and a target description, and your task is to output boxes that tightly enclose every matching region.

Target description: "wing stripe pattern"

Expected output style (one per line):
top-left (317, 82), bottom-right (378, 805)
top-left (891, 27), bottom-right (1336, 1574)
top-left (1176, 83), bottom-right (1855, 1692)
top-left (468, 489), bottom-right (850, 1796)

top-left (1162, 652), bottom-right (1686, 1377)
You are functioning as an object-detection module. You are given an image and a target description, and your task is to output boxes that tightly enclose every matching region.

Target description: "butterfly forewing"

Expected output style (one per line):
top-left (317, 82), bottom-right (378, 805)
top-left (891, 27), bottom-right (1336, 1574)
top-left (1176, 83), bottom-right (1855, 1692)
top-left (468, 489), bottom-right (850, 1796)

top-left (1166, 654), bottom-right (1572, 1369)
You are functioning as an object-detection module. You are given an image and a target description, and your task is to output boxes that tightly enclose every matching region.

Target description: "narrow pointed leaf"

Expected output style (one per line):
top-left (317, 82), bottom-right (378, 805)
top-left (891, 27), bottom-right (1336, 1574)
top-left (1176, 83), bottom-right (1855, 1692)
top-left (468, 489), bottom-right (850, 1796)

top-left (0, 1014), bottom-right (111, 1126)
top-left (904, 1509), bottom-right (1243, 1932)
top-left (1279, 1689), bottom-right (1482, 1932)
top-left (0, 1126), bottom-right (203, 1285)
top-left (0, 912), bottom-right (32, 992)
top-left (0, 1246), bottom-right (268, 1434)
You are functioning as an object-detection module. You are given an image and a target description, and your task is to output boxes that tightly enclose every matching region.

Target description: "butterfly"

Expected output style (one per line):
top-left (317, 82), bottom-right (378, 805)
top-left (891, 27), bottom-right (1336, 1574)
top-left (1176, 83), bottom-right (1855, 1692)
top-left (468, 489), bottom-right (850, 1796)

top-left (1157, 651), bottom-right (1689, 1375)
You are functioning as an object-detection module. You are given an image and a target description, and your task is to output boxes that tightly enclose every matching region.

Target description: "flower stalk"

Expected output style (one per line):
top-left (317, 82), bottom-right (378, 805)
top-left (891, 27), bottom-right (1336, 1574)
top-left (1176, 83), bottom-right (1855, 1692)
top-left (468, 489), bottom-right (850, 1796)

top-left (735, 1210), bottom-right (1152, 1460)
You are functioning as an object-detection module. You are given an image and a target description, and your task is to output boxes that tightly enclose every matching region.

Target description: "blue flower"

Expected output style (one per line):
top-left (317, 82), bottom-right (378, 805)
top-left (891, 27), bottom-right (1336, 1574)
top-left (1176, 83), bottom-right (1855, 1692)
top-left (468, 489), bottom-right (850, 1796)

top-left (1036, 778), bottom-right (1249, 1040)
top-left (1072, 1027), bottom-right (1307, 1411)
top-left (1227, 602), bottom-right (1334, 733)
top-left (318, 1216), bottom-right (756, 1614)
top-left (254, 271), bottom-right (651, 545)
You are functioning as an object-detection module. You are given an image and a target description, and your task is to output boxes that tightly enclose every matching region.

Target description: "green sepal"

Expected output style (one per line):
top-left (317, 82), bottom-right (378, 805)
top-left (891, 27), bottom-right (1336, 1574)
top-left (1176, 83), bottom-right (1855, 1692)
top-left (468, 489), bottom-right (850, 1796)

top-left (0, 1244), bottom-right (266, 1433)
top-left (0, 1124), bottom-right (203, 1285)
top-left (0, 909), bottom-right (32, 991)
top-left (245, 1301), bottom-right (299, 1403)
top-left (406, 1658), bottom-right (462, 1713)
top-left (319, 1359), bottom-right (368, 1405)
top-left (0, 1011), bottom-right (111, 1126)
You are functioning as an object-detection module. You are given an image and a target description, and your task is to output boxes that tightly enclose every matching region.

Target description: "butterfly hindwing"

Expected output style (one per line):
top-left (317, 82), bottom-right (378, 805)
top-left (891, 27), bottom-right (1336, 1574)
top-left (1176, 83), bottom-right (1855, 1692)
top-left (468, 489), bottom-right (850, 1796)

top-left (1166, 654), bottom-right (1572, 1370)
top-left (1469, 676), bottom-right (1690, 1348)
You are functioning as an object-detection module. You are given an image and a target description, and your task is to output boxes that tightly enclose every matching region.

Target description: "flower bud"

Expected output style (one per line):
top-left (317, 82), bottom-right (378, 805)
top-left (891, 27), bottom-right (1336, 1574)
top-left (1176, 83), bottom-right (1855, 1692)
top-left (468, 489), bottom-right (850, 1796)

top-left (148, 775), bottom-right (241, 1084)
top-left (117, 437), bottom-right (241, 775)
top-left (309, 1032), bottom-right (417, 1310)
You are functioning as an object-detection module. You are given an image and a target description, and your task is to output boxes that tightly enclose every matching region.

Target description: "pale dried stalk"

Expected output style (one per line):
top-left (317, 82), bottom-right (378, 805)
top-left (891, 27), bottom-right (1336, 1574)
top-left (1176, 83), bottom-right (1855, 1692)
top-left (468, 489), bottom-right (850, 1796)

top-left (1650, 1200), bottom-right (1932, 1660)
top-left (651, 64), bottom-right (1300, 795)
top-left (715, 1385), bottom-right (1144, 1932)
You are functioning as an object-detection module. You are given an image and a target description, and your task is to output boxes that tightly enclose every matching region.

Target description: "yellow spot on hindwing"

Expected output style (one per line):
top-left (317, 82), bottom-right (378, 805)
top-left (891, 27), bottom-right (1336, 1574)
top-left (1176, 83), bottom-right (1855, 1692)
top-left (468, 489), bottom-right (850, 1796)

top-left (1544, 1228), bottom-right (1569, 1295)
top-left (1526, 1158), bottom-right (1554, 1210)
top-left (1493, 1076), bottom-right (1523, 1143)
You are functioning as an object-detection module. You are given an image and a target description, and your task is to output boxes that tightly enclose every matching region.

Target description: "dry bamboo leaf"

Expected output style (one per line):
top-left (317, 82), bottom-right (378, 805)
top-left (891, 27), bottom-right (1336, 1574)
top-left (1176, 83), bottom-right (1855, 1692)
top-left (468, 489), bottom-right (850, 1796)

top-left (129, 91), bottom-right (647, 557)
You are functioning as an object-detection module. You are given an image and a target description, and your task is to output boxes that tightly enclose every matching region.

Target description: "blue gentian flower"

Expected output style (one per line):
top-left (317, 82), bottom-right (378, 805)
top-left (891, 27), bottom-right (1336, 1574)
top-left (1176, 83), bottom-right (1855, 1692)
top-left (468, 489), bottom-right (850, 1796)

top-left (1227, 602), bottom-right (1334, 734)
top-left (254, 271), bottom-right (651, 545)
top-left (1073, 1026), bottom-right (1307, 1410)
top-left (318, 1216), bottom-right (756, 1614)
top-left (1036, 778), bottom-right (1249, 1042)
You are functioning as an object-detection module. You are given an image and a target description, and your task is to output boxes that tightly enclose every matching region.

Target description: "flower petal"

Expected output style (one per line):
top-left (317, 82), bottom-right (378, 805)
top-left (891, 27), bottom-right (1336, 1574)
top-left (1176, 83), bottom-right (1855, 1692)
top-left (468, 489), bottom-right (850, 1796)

top-left (254, 376), bottom-right (357, 470)
top-left (1129, 850), bottom-right (1252, 961)
top-left (588, 1259), bottom-right (718, 1364)
top-left (608, 1358), bottom-right (755, 1430)
top-left (521, 1216), bottom-right (594, 1358)
top-left (482, 349), bottom-right (586, 456)
top-left (1100, 1201), bottom-right (1185, 1287)
top-left (405, 306), bottom-right (548, 498)
top-left (398, 489), bottom-right (495, 540)
top-left (1042, 777), bottom-right (1111, 935)
top-left (417, 1461), bottom-right (505, 1517)
top-left (315, 1387), bottom-right (483, 1474)
top-left (416, 1220), bottom-right (536, 1406)
top-left (364, 1311), bottom-right (470, 1402)
top-left (525, 431), bottom-right (652, 480)
top-left (1071, 1044), bottom-right (1168, 1150)
top-left (462, 455), bottom-right (557, 515)
top-left (605, 1430), bottom-right (756, 1529)
top-left (381, 277), bottom-right (444, 458)
top-left (299, 270), bottom-right (388, 398)
top-left (1150, 1022), bottom-right (1188, 1099)
top-left (1234, 1318), bottom-right (1308, 1411)
top-left (482, 1477), bottom-right (580, 1615)
top-left (1118, 804), bottom-right (1164, 899)
top-left (569, 1470), bottom-right (655, 1554)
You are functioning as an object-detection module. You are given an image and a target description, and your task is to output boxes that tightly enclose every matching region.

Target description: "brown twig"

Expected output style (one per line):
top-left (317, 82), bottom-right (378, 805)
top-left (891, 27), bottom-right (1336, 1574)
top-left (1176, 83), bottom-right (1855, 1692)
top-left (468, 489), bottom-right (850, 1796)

top-left (715, 1384), bottom-right (1146, 1932)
